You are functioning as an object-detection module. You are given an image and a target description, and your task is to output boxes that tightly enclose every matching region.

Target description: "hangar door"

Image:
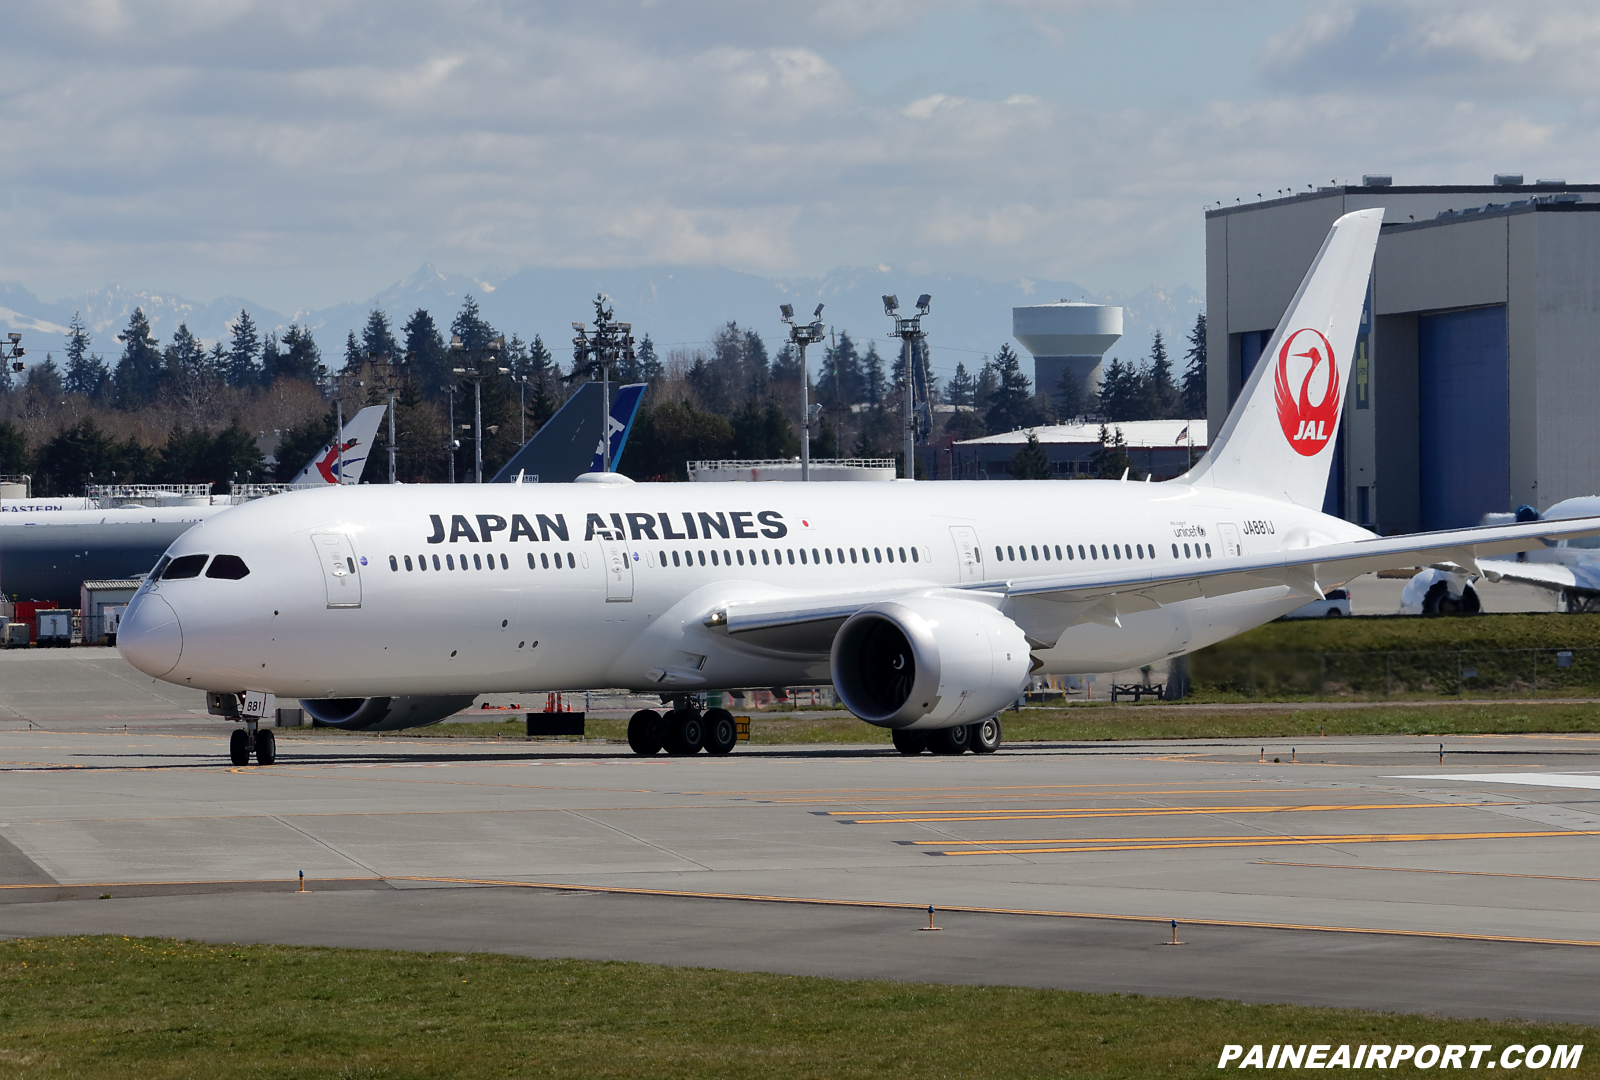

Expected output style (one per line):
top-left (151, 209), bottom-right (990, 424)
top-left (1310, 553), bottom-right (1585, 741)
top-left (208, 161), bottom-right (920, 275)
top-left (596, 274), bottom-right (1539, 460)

top-left (1418, 306), bottom-right (1509, 531)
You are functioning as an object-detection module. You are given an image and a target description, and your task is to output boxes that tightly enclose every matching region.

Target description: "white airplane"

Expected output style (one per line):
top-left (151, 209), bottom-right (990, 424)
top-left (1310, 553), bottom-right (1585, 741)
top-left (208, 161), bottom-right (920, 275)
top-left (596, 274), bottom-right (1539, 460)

top-left (116, 209), bottom-right (1600, 766)
top-left (1404, 498), bottom-right (1600, 614)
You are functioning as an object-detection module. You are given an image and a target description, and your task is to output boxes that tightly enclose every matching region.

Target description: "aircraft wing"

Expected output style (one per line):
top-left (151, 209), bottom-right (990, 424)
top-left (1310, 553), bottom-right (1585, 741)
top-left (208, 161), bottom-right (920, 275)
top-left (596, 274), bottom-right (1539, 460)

top-left (1476, 557), bottom-right (1598, 593)
top-left (707, 516), bottom-right (1600, 653)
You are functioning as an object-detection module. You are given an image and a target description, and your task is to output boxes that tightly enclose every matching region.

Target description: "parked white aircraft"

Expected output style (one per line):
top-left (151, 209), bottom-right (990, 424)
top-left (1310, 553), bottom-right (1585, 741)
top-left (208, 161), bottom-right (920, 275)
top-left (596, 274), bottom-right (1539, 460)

top-left (116, 209), bottom-right (1600, 766)
top-left (1404, 498), bottom-right (1600, 614)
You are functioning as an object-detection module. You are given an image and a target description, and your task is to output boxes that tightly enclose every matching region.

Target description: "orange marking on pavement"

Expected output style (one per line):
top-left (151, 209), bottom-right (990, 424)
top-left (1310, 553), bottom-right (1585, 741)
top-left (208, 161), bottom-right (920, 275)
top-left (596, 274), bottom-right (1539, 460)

top-left (924, 829), bottom-right (1600, 856)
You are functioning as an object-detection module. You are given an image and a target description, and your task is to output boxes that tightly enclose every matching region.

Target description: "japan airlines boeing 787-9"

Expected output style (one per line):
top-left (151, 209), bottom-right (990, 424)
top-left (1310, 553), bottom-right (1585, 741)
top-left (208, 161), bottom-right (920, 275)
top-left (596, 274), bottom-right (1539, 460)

top-left (116, 210), bottom-right (1600, 764)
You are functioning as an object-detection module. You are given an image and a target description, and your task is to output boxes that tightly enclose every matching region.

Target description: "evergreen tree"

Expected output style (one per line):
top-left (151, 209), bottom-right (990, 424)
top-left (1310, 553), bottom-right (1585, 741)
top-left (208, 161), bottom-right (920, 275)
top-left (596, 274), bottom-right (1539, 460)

top-left (205, 341), bottom-right (229, 386)
top-left (361, 308), bottom-right (400, 362)
top-left (522, 334), bottom-right (560, 429)
top-left (1180, 311), bottom-right (1208, 418)
top-left (769, 342), bottom-right (802, 388)
top-left (259, 332), bottom-right (281, 385)
top-left (617, 401), bottom-right (735, 481)
top-left (269, 324), bottom-right (321, 385)
top-left (817, 331), bottom-right (864, 408)
top-left (1098, 357), bottom-right (1145, 421)
top-left (972, 358), bottom-right (999, 415)
top-left (26, 353), bottom-right (64, 399)
top-left (34, 419), bottom-right (152, 495)
top-left (226, 310), bottom-right (261, 388)
top-left (0, 419), bottom-right (26, 474)
top-left (62, 311), bottom-right (107, 399)
top-left (635, 334), bottom-right (662, 384)
top-left (111, 308), bottom-right (164, 408)
top-left (730, 400), bottom-right (798, 459)
top-left (1090, 424), bottom-right (1132, 479)
top-left (402, 309), bottom-right (448, 397)
top-left (389, 379), bottom-right (447, 483)
top-left (1054, 367), bottom-right (1084, 420)
top-left (1146, 331), bottom-right (1180, 419)
top-left (945, 361), bottom-right (975, 406)
top-left (984, 344), bottom-right (1035, 433)
top-left (863, 342), bottom-right (885, 407)
top-left (162, 322), bottom-right (212, 407)
top-left (449, 294), bottom-right (497, 355)
top-left (1009, 431), bottom-right (1053, 480)
top-left (343, 330), bottom-right (364, 371)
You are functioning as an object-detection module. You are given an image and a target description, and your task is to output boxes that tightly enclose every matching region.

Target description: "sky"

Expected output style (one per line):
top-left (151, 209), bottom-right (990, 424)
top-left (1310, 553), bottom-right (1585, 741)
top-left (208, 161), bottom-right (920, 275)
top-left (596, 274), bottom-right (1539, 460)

top-left (1, 1), bottom-right (1594, 314)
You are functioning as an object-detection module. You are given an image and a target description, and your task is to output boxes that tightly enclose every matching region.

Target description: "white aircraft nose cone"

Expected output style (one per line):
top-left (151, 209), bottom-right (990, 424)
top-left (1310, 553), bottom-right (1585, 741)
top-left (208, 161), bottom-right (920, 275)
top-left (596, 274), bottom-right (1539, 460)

top-left (117, 593), bottom-right (183, 677)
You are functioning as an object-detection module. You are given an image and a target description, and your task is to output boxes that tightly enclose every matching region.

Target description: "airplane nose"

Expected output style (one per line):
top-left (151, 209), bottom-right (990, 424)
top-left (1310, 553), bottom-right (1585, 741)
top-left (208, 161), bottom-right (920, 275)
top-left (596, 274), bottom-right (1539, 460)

top-left (117, 592), bottom-right (183, 677)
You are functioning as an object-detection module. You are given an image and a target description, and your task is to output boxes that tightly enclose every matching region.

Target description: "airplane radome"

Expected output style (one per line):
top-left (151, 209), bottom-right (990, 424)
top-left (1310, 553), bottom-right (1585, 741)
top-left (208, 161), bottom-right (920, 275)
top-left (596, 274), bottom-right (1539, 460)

top-left (117, 209), bottom-right (1600, 766)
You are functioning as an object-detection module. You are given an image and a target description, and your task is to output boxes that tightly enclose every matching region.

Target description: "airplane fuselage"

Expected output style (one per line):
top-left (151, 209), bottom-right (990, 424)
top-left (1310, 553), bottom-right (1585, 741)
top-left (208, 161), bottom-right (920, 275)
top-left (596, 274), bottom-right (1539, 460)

top-left (121, 478), bottom-right (1370, 706)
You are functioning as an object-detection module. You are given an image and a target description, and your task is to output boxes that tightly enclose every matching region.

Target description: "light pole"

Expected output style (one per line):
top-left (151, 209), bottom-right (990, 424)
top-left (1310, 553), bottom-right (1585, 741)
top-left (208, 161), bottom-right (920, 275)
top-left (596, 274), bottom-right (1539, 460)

top-left (1, 333), bottom-right (25, 378)
top-left (571, 313), bottom-right (635, 473)
top-left (450, 335), bottom-right (508, 483)
top-left (443, 384), bottom-right (457, 484)
top-left (780, 303), bottom-right (825, 481)
top-left (884, 293), bottom-right (931, 480)
top-left (366, 352), bottom-right (401, 485)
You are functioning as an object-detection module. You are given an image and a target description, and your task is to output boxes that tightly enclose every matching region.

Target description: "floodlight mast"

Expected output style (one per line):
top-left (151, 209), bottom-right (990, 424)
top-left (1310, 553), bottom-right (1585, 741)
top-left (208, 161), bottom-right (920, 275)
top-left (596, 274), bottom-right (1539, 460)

top-left (884, 293), bottom-right (930, 480)
top-left (451, 334), bottom-right (508, 482)
top-left (781, 302), bottom-right (826, 481)
top-left (1, 332), bottom-right (25, 374)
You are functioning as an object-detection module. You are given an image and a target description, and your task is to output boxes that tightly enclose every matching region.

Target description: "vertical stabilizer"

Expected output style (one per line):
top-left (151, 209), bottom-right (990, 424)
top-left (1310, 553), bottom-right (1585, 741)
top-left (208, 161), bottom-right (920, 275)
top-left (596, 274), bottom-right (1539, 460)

top-left (289, 405), bottom-right (388, 485)
top-left (1181, 208), bottom-right (1382, 507)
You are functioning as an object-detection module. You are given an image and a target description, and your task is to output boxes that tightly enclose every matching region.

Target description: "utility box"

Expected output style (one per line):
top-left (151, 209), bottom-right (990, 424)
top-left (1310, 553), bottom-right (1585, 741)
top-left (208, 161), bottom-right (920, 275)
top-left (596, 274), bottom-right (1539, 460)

top-left (274, 707), bottom-right (305, 727)
top-left (36, 610), bottom-right (73, 646)
top-left (527, 712), bottom-right (584, 737)
top-left (2, 623), bottom-right (28, 648)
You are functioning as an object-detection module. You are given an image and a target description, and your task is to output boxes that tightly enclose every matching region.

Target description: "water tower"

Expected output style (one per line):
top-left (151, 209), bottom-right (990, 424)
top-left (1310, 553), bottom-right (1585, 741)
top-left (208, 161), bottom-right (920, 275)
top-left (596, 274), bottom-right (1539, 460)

top-left (1012, 301), bottom-right (1122, 415)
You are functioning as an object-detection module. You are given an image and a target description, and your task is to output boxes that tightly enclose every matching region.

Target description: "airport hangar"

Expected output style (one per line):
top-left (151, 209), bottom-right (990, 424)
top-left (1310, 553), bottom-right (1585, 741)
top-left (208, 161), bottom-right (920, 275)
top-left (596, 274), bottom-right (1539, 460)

top-left (1206, 177), bottom-right (1600, 534)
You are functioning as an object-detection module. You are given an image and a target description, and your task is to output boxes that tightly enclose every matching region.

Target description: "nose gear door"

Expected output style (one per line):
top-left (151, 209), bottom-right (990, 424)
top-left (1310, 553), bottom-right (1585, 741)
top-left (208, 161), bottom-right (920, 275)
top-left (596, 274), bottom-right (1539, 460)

top-left (949, 525), bottom-right (984, 582)
top-left (599, 537), bottom-right (634, 601)
top-left (312, 532), bottom-right (362, 608)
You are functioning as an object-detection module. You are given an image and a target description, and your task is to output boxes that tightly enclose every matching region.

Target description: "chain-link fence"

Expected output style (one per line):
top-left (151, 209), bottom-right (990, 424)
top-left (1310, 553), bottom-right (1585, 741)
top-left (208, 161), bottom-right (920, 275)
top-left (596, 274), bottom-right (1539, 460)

top-left (1191, 647), bottom-right (1600, 700)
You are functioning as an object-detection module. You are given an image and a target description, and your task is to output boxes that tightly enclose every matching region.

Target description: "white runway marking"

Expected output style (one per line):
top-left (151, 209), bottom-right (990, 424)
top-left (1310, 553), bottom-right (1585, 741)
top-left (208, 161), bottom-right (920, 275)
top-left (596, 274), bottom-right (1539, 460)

top-left (1395, 773), bottom-right (1600, 790)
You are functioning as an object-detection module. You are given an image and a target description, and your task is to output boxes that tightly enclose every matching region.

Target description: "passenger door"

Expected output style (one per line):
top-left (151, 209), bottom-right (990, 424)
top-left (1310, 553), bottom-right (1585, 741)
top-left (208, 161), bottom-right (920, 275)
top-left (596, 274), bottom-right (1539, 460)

top-left (1217, 523), bottom-right (1243, 558)
top-left (312, 533), bottom-right (362, 608)
top-left (598, 537), bottom-right (634, 602)
top-left (949, 525), bottom-right (984, 582)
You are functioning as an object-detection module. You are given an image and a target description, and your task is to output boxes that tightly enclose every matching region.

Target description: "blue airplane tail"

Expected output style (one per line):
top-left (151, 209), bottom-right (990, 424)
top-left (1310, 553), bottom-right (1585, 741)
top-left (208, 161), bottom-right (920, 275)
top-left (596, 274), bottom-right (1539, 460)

top-left (491, 382), bottom-right (647, 484)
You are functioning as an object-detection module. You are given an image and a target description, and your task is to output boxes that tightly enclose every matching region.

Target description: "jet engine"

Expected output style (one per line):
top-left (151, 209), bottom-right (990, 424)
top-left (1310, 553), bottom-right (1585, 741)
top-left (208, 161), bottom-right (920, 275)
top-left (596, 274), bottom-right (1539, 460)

top-left (830, 596), bottom-right (1030, 729)
top-left (299, 695), bottom-right (478, 731)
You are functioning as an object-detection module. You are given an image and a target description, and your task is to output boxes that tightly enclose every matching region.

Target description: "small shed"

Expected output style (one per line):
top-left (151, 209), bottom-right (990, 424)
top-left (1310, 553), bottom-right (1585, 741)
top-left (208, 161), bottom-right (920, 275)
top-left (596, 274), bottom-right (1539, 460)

top-left (80, 579), bottom-right (142, 644)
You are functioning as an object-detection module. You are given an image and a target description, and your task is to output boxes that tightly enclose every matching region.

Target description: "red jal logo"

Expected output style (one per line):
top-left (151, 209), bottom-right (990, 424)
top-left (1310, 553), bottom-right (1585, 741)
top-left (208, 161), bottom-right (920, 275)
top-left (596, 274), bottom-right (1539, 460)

top-left (1272, 328), bottom-right (1339, 456)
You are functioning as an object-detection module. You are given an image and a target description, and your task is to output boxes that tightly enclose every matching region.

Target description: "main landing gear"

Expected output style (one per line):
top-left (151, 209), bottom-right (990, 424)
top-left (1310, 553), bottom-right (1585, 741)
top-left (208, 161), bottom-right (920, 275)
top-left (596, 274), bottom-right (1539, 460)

top-left (628, 699), bottom-right (738, 756)
top-left (228, 719), bottom-right (276, 766)
top-left (892, 717), bottom-right (1002, 756)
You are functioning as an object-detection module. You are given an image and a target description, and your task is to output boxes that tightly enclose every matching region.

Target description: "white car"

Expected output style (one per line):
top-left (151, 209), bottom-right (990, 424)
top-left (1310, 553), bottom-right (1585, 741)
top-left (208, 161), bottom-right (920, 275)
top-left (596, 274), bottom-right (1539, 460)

top-left (1282, 588), bottom-right (1351, 619)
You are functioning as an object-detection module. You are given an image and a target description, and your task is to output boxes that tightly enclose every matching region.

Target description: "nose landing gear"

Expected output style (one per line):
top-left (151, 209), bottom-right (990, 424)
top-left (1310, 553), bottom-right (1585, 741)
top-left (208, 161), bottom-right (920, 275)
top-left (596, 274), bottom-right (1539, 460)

top-left (227, 719), bottom-right (276, 766)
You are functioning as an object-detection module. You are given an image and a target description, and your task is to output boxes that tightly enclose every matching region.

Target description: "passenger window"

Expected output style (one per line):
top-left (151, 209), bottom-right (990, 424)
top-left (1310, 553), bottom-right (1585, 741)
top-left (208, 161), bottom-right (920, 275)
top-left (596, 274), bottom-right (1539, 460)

top-left (527, 553), bottom-right (535, 569)
top-left (1184, 543), bottom-right (1191, 557)
top-left (162, 554), bottom-right (209, 579)
top-left (995, 546), bottom-right (1003, 561)
top-left (1113, 545), bottom-right (1120, 560)
top-left (540, 553), bottom-right (549, 569)
top-left (761, 550), bottom-right (770, 565)
top-left (787, 549), bottom-right (795, 564)
top-left (433, 554), bottom-right (441, 570)
top-left (672, 551), bottom-right (681, 567)
top-left (1171, 544), bottom-right (1179, 558)
top-left (1055, 545), bottom-right (1062, 559)
top-left (1101, 545), bottom-right (1109, 560)
top-left (825, 548), bottom-right (833, 564)
top-left (837, 548), bottom-right (845, 563)
top-left (500, 553), bottom-right (508, 570)
top-left (1089, 546), bottom-right (1097, 561)
top-left (1042, 546), bottom-right (1050, 561)
top-left (446, 554), bottom-right (456, 570)
top-left (473, 554), bottom-right (482, 570)
top-left (874, 548), bottom-right (882, 563)
top-left (405, 555), bottom-right (414, 571)
top-left (1205, 543), bottom-right (1212, 557)
top-left (1066, 546), bottom-right (1074, 561)
top-left (389, 556), bottom-right (399, 571)
top-left (1007, 546), bottom-right (1015, 560)
top-left (207, 555), bottom-right (251, 579)
top-left (699, 551), bottom-right (707, 566)
top-left (1030, 545), bottom-right (1038, 560)
top-left (1078, 545), bottom-right (1086, 560)
top-left (737, 550), bottom-right (745, 566)
top-left (850, 548), bottom-right (858, 564)
top-left (711, 550), bottom-right (719, 566)
top-left (568, 553), bottom-right (576, 569)
top-left (910, 547), bottom-right (918, 563)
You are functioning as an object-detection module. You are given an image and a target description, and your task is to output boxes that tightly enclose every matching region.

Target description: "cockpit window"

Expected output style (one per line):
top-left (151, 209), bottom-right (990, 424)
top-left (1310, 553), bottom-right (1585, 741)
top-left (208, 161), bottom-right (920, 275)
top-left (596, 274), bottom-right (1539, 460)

top-left (162, 554), bottom-right (210, 579)
top-left (149, 555), bottom-right (172, 580)
top-left (206, 554), bottom-right (251, 579)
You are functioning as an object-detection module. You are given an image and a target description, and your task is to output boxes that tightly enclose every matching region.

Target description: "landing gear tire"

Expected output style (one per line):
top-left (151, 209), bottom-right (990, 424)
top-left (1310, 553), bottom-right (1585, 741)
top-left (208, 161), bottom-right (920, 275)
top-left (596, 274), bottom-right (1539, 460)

top-left (229, 728), bottom-right (250, 766)
top-left (704, 709), bottom-right (737, 755)
top-left (254, 727), bottom-right (276, 766)
top-left (662, 710), bottom-right (706, 756)
top-left (891, 729), bottom-right (927, 755)
top-left (969, 717), bottom-right (1002, 754)
top-left (927, 724), bottom-right (972, 755)
top-left (628, 709), bottom-right (665, 756)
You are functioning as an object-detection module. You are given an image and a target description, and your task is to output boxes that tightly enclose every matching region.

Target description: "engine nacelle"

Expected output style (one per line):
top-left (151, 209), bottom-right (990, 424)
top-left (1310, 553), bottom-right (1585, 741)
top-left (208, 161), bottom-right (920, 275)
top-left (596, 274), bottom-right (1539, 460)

top-left (299, 695), bottom-right (478, 731)
top-left (830, 596), bottom-right (1030, 729)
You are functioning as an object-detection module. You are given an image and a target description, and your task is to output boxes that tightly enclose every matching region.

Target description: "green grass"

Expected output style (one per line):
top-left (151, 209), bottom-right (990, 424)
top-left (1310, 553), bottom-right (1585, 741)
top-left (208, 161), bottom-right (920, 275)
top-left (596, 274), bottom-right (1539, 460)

top-left (2, 936), bottom-right (1595, 1078)
top-left (1207, 611), bottom-right (1600, 653)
